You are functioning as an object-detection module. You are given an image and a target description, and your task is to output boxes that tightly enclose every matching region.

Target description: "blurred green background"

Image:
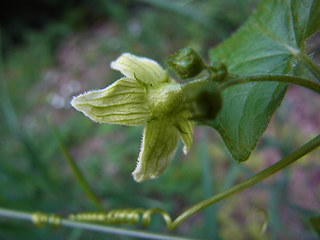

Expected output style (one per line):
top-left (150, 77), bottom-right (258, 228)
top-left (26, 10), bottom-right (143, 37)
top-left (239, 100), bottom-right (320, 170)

top-left (1, 0), bottom-right (320, 239)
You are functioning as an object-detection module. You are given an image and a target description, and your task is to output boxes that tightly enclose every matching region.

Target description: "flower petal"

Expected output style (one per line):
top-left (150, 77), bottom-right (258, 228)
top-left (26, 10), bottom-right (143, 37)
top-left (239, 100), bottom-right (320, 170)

top-left (110, 53), bottom-right (167, 85)
top-left (132, 119), bottom-right (179, 182)
top-left (176, 110), bottom-right (194, 154)
top-left (71, 77), bottom-right (150, 125)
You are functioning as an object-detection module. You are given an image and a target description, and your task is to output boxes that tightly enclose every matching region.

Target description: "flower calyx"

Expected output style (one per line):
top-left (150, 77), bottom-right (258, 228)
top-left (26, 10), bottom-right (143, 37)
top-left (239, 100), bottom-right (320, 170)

top-left (147, 83), bottom-right (183, 119)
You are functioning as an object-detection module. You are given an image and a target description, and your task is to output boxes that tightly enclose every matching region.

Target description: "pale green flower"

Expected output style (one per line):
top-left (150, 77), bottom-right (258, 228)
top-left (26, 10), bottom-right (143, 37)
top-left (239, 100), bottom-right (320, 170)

top-left (71, 53), bottom-right (194, 182)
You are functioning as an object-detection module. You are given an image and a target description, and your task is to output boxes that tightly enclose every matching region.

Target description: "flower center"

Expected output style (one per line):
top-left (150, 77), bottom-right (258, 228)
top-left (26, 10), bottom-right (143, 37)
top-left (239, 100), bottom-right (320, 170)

top-left (147, 83), bottom-right (183, 119)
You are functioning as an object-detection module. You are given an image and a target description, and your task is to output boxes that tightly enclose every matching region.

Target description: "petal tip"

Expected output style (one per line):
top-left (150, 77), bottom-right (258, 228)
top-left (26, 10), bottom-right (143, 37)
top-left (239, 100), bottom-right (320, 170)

top-left (183, 146), bottom-right (188, 155)
top-left (132, 168), bottom-right (158, 182)
top-left (110, 53), bottom-right (131, 70)
top-left (110, 52), bottom-right (166, 85)
top-left (70, 95), bottom-right (81, 110)
top-left (132, 171), bottom-right (144, 182)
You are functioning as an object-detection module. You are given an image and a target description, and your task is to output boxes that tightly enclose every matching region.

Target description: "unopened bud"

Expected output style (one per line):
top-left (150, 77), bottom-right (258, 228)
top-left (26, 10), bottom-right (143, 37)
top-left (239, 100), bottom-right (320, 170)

top-left (167, 48), bottom-right (205, 79)
top-left (182, 80), bottom-right (222, 121)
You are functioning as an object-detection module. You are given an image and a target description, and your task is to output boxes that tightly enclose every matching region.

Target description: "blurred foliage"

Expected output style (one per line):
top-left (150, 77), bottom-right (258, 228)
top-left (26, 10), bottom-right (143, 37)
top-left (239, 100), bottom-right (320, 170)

top-left (0, 0), bottom-right (320, 239)
top-left (0, 0), bottom-right (131, 52)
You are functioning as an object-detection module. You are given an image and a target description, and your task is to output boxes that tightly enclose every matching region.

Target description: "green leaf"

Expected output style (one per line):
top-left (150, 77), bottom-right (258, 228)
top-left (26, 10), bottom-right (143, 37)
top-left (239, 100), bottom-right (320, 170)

top-left (209, 0), bottom-right (320, 161)
top-left (310, 216), bottom-right (320, 237)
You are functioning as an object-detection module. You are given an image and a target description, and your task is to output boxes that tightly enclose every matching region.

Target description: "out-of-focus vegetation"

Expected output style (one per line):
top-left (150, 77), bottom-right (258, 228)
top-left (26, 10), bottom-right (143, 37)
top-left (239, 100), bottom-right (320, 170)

top-left (0, 0), bottom-right (319, 239)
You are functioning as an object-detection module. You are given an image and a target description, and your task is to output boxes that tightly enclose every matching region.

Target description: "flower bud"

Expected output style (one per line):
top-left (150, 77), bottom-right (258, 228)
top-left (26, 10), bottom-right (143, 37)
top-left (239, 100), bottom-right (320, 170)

top-left (167, 48), bottom-right (205, 79)
top-left (182, 80), bottom-right (222, 121)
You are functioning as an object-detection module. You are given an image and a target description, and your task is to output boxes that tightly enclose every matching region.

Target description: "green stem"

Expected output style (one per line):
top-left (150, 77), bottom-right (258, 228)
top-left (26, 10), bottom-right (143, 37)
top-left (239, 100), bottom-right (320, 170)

top-left (219, 75), bottom-right (320, 94)
top-left (0, 208), bottom-right (194, 240)
top-left (299, 53), bottom-right (320, 82)
top-left (49, 121), bottom-right (104, 210)
top-left (170, 134), bottom-right (320, 229)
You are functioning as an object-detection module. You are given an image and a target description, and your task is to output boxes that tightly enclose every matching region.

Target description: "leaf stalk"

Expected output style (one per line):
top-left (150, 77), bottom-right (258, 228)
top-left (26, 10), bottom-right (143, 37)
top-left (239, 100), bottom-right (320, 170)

top-left (219, 75), bottom-right (320, 94)
top-left (299, 53), bottom-right (320, 82)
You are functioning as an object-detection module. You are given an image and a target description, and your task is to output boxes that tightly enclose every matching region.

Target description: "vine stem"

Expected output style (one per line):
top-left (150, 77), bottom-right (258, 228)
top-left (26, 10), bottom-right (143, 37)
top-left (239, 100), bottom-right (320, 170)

top-left (299, 53), bottom-right (320, 82)
top-left (0, 208), bottom-right (195, 240)
top-left (219, 75), bottom-right (320, 93)
top-left (170, 134), bottom-right (320, 229)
